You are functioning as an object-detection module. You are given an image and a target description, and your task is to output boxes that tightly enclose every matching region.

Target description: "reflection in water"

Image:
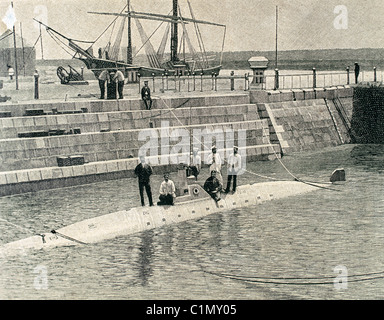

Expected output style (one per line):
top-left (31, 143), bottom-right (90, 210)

top-left (350, 144), bottom-right (384, 172)
top-left (136, 230), bottom-right (155, 286)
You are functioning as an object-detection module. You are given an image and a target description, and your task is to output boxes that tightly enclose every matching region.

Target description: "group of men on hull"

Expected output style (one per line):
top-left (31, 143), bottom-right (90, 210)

top-left (134, 145), bottom-right (242, 207)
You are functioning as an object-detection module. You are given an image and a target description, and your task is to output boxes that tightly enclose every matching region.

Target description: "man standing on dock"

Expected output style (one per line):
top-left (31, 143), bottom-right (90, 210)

top-left (113, 69), bottom-right (125, 99)
top-left (141, 81), bottom-right (153, 110)
top-left (134, 156), bottom-right (154, 207)
top-left (225, 146), bottom-right (242, 194)
top-left (98, 69), bottom-right (109, 99)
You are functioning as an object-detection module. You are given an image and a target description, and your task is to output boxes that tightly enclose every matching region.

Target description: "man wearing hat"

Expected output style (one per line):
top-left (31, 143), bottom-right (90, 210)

top-left (225, 146), bottom-right (242, 193)
top-left (207, 146), bottom-right (223, 184)
top-left (141, 80), bottom-right (153, 110)
top-left (187, 148), bottom-right (201, 180)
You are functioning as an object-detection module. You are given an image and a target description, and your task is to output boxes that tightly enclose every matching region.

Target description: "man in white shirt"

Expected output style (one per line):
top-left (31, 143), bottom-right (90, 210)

top-left (207, 146), bottom-right (223, 184)
top-left (158, 173), bottom-right (176, 205)
top-left (225, 146), bottom-right (242, 193)
top-left (8, 65), bottom-right (14, 80)
top-left (98, 69), bottom-right (109, 99)
top-left (113, 69), bottom-right (125, 99)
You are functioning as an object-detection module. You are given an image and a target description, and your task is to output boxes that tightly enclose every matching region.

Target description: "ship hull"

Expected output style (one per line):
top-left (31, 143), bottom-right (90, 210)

top-left (78, 58), bottom-right (222, 80)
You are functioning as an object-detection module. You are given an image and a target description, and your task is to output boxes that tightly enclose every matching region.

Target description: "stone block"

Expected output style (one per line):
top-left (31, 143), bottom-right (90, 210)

top-left (61, 166), bottom-right (74, 178)
top-left (41, 169), bottom-right (53, 180)
top-left (266, 90), bottom-right (282, 103)
top-left (106, 161), bottom-right (119, 172)
top-left (51, 168), bottom-right (64, 179)
top-left (5, 172), bottom-right (18, 184)
top-left (84, 163), bottom-right (97, 175)
top-left (279, 90), bottom-right (294, 101)
top-left (28, 169), bottom-right (42, 181)
top-left (303, 89), bottom-right (316, 100)
top-left (314, 88), bottom-right (327, 99)
top-left (72, 165), bottom-right (86, 176)
top-left (0, 173), bottom-right (7, 185)
top-left (1, 118), bottom-right (13, 128)
top-left (95, 162), bottom-right (107, 174)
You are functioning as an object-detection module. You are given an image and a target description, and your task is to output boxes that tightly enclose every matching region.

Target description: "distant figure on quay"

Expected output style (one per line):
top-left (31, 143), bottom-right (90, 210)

top-left (141, 80), bottom-right (153, 110)
top-left (354, 62), bottom-right (360, 84)
top-left (7, 65), bottom-right (14, 80)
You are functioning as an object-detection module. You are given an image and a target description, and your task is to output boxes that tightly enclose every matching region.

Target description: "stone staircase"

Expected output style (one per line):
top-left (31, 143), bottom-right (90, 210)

top-left (0, 93), bottom-right (281, 196)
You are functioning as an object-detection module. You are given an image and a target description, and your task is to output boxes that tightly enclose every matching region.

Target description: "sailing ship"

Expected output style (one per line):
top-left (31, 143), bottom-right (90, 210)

top-left (35, 0), bottom-right (226, 81)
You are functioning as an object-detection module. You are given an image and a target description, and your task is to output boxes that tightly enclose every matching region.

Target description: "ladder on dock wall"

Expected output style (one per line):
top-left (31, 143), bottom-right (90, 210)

top-left (332, 97), bottom-right (351, 134)
top-left (324, 98), bottom-right (345, 144)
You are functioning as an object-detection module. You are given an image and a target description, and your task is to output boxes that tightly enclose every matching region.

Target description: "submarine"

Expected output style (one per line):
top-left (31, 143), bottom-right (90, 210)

top-left (0, 166), bottom-right (344, 256)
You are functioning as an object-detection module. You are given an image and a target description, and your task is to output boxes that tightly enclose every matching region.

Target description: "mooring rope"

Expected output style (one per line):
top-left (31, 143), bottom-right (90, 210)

top-left (200, 268), bottom-right (384, 286)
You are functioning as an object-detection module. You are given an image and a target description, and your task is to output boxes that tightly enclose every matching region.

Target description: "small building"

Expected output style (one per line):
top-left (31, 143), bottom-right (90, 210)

top-left (0, 30), bottom-right (36, 77)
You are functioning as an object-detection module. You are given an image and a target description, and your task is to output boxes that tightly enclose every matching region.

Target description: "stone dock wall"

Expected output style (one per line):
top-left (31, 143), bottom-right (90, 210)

top-left (0, 86), bottom-right (356, 196)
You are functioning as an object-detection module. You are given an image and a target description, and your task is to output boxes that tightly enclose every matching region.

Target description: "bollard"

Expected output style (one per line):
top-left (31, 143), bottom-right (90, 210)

top-left (200, 72), bottom-right (203, 92)
top-left (215, 73), bottom-right (218, 91)
top-left (244, 73), bottom-right (248, 91)
top-left (346, 66), bottom-right (350, 85)
top-left (211, 72), bottom-right (214, 90)
top-left (274, 68), bottom-right (279, 90)
top-left (312, 67), bottom-right (317, 89)
top-left (374, 67), bottom-right (377, 82)
top-left (187, 72), bottom-right (190, 92)
top-left (193, 72), bottom-right (196, 91)
top-left (178, 74), bottom-right (181, 92)
top-left (34, 70), bottom-right (39, 99)
top-left (152, 73), bottom-right (155, 93)
top-left (138, 73), bottom-right (141, 94)
top-left (230, 70), bottom-right (235, 91)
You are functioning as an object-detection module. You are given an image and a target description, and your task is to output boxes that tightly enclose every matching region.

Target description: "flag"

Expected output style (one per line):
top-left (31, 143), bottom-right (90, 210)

top-left (2, 4), bottom-right (16, 30)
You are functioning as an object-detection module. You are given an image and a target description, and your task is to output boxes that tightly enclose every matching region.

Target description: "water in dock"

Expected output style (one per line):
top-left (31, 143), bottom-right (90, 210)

top-left (0, 143), bottom-right (383, 299)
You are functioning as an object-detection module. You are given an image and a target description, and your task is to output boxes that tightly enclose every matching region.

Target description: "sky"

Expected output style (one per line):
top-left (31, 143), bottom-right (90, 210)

top-left (0, 0), bottom-right (384, 59)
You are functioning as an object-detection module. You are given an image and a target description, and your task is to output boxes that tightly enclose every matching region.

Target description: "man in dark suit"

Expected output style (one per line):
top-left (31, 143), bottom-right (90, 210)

top-left (134, 156), bottom-right (154, 206)
top-left (141, 81), bottom-right (153, 110)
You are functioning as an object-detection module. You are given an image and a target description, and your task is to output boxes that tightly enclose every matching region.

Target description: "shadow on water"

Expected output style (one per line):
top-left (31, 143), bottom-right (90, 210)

top-left (350, 144), bottom-right (384, 172)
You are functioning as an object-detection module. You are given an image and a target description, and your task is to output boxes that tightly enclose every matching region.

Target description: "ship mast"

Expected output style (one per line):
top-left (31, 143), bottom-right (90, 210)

top-left (170, 0), bottom-right (178, 63)
top-left (127, 0), bottom-right (132, 64)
